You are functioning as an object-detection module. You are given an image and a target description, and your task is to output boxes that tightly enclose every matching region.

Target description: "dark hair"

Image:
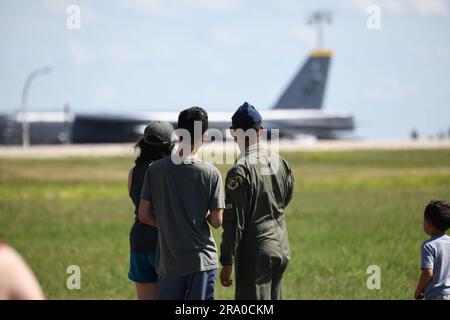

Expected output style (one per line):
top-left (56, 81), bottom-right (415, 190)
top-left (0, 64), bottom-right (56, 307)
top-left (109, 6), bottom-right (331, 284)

top-left (177, 106), bottom-right (208, 147)
top-left (424, 200), bottom-right (450, 232)
top-left (134, 138), bottom-right (173, 166)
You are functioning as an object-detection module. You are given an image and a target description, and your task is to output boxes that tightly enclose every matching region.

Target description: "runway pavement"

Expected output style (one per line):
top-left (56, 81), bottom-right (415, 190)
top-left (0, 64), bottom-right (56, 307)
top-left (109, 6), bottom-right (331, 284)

top-left (1, 139), bottom-right (450, 158)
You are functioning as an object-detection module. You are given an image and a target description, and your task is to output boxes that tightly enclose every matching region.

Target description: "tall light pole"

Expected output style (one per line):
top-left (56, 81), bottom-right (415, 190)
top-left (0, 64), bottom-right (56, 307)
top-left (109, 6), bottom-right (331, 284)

top-left (20, 65), bottom-right (53, 147)
top-left (307, 10), bottom-right (332, 49)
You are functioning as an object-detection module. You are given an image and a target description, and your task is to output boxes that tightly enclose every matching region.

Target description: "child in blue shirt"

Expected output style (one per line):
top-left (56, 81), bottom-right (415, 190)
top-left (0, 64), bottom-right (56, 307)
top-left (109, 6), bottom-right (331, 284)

top-left (415, 200), bottom-right (450, 300)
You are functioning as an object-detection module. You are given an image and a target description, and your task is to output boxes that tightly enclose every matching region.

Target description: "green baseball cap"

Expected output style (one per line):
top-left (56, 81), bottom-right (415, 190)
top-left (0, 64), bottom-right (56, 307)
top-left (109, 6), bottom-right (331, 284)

top-left (143, 121), bottom-right (174, 147)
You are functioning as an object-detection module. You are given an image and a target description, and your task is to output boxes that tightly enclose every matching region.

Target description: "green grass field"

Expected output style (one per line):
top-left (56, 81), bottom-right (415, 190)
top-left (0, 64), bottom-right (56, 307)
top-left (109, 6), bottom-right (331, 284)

top-left (1, 149), bottom-right (450, 299)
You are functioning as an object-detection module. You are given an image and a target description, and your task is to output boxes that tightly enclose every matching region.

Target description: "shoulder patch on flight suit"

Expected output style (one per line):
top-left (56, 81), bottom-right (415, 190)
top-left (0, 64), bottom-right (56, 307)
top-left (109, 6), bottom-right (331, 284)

top-left (227, 177), bottom-right (239, 191)
top-left (226, 164), bottom-right (246, 193)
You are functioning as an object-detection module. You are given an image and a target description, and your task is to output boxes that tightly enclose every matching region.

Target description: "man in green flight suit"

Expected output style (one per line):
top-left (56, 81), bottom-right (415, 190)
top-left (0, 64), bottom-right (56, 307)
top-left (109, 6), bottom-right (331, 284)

top-left (219, 101), bottom-right (295, 300)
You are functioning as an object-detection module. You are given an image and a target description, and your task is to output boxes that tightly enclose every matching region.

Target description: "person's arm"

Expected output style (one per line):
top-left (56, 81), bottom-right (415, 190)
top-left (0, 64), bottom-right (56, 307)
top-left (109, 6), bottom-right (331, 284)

top-left (138, 199), bottom-right (157, 227)
top-left (220, 166), bottom-right (249, 287)
top-left (127, 168), bottom-right (133, 194)
top-left (206, 170), bottom-right (225, 229)
top-left (0, 245), bottom-right (45, 300)
top-left (283, 160), bottom-right (295, 207)
top-left (138, 165), bottom-right (157, 227)
top-left (415, 243), bottom-right (435, 299)
top-left (207, 209), bottom-right (223, 229)
top-left (415, 268), bottom-right (433, 299)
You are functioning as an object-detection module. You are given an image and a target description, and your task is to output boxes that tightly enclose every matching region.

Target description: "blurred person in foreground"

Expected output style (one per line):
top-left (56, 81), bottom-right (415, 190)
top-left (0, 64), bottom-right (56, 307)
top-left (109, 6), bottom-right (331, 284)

top-left (415, 200), bottom-right (450, 300)
top-left (0, 241), bottom-right (44, 300)
top-left (139, 107), bottom-right (224, 300)
top-left (128, 121), bottom-right (174, 300)
top-left (219, 102), bottom-right (294, 300)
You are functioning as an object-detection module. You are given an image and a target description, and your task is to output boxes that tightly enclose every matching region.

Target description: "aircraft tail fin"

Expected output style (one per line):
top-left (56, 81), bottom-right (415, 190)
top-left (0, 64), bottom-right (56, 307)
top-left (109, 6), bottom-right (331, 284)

top-left (272, 50), bottom-right (332, 110)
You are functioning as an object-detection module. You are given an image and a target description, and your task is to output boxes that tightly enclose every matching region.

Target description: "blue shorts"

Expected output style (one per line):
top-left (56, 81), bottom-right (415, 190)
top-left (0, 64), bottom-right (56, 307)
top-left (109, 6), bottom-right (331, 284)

top-left (128, 252), bottom-right (159, 283)
top-left (157, 269), bottom-right (218, 300)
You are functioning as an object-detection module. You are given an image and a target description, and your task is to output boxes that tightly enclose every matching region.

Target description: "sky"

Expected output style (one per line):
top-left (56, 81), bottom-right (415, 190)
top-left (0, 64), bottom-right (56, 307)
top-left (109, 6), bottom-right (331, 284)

top-left (0, 0), bottom-right (449, 139)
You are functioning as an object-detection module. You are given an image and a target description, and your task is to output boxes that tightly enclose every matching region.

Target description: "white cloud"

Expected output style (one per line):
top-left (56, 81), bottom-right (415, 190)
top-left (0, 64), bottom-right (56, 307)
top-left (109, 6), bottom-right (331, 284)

top-left (346, 0), bottom-right (448, 16)
top-left (116, 0), bottom-right (240, 16)
top-left (43, 0), bottom-right (72, 14)
top-left (411, 46), bottom-right (449, 59)
top-left (365, 78), bottom-right (421, 103)
top-left (121, 0), bottom-right (168, 16)
top-left (210, 28), bottom-right (242, 47)
top-left (103, 42), bottom-right (177, 64)
top-left (104, 44), bottom-right (138, 63)
top-left (143, 43), bottom-right (177, 60)
top-left (187, 85), bottom-right (241, 107)
top-left (66, 40), bottom-right (94, 65)
top-left (435, 47), bottom-right (449, 58)
top-left (195, 47), bottom-right (227, 74)
top-left (185, 0), bottom-right (240, 11)
top-left (94, 87), bottom-right (115, 106)
top-left (289, 26), bottom-right (316, 47)
top-left (384, 0), bottom-right (406, 15)
top-left (414, 0), bottom-right (448, 16)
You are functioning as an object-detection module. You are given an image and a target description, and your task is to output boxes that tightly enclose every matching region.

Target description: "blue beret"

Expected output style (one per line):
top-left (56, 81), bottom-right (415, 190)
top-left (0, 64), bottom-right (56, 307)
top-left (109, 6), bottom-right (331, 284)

top-left (231, 102), bottom-right (262, 129)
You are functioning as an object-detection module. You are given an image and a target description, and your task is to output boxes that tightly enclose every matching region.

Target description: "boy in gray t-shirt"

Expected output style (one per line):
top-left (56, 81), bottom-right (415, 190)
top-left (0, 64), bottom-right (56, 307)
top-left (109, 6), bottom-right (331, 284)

top-left (138, 107), bottom-right (225, 300)
top-left (415, 200), bottom-right (450, 300)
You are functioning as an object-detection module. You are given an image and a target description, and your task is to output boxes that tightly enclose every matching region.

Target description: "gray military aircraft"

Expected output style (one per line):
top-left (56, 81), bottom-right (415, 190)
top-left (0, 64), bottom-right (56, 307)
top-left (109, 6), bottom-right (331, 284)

top-left (0, 49), bottom-right (354, 144)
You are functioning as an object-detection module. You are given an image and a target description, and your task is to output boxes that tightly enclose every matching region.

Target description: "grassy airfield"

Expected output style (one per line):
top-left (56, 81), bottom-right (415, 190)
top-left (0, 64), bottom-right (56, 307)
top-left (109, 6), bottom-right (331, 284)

top-left (1, 149), bottom-right (449, 299)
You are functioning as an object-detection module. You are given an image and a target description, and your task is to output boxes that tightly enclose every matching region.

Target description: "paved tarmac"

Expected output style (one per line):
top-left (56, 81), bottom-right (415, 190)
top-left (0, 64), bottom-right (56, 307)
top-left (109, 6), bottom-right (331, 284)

top-left (1, 139), bottom-right (450, 159)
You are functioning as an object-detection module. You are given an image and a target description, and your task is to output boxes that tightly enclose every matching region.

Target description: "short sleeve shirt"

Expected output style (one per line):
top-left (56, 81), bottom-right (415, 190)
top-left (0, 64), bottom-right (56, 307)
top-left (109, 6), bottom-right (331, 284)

top-left (420, 234), bottom-right (450, 299)
top-left (141, 156), bottom-right (225, 277)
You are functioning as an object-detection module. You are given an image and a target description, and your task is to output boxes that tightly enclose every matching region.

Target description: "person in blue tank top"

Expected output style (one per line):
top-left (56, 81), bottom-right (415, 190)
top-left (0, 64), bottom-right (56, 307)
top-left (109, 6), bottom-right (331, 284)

top-left (128, 121), bottom-right (174, 300)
